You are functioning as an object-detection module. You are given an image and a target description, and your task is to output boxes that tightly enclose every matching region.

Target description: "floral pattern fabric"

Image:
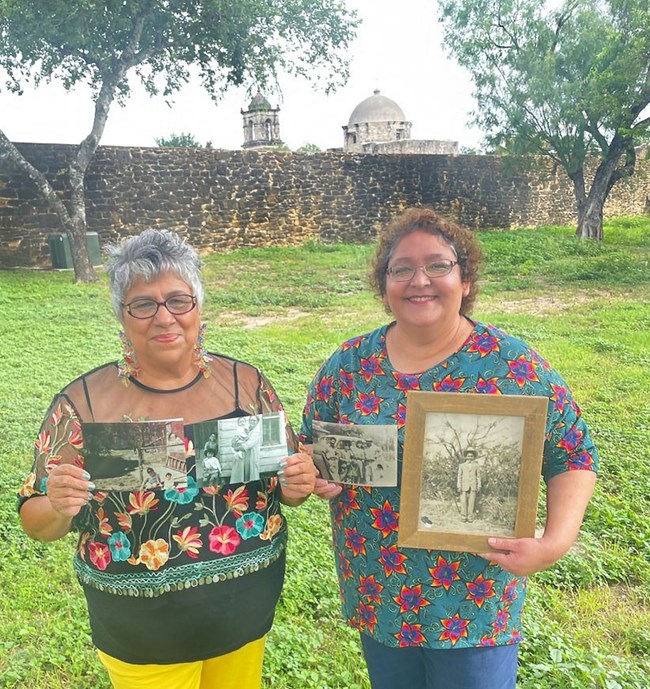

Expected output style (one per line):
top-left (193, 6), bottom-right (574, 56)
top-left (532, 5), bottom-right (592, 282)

top-left (300, 322), bottom-right (598, 649)
top-left (20, 397), bottom-right (286, 596)
top-left (18, 356), bottom-right (293, 663)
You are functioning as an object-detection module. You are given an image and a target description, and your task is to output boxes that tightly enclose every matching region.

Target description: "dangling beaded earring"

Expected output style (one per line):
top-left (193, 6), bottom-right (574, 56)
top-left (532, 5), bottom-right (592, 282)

top-left (117, 331), bottom-right (140, 386)
top-left (193, 323), bottom-right (212, 378)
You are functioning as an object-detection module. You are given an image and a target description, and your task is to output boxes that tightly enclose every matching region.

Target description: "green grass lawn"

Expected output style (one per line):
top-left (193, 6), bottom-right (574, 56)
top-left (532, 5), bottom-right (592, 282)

top-left (1, 217), bottom-right (649, 688)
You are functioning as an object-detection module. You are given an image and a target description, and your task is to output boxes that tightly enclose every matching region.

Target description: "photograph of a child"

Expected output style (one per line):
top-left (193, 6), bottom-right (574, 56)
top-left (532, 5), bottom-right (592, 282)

top-left (82, 419), bottom-right (187, 492)
top-left (194, 412), bottom-right (288, 487)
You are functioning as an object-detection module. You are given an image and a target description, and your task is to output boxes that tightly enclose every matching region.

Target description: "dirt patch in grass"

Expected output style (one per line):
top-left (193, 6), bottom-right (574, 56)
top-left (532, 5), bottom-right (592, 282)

top-left (484, 290), bottom-right (615, 315)
top-left (214, 307), bottom-right (312, 329)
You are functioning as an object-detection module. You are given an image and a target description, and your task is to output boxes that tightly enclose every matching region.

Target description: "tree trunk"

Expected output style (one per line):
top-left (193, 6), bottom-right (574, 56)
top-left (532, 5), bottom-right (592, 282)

top-left (576, 182), bottom-right (605, 241)
top-left (66, 215), bottom-right (98, 283)
top-left (575, 132), bottom-right (636, 241)
top-left (0, 131), bottom-right (98, 281)
top-left (68, 150), bottom-right (98, 283)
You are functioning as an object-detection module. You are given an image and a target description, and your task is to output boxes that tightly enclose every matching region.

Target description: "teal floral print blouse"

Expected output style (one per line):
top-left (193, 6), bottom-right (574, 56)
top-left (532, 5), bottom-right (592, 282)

top-left (300, 321), bottom-right (598, 649)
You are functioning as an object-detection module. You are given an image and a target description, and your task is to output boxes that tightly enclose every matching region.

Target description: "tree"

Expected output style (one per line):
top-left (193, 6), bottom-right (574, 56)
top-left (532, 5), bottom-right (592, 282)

top-left (156, 132), bottom-right (213, 148)
top-left (296, 142), bottom-right (322, 153)
top-left (438, 0), bottom-right (650, 239)
top-left (0, 1), bottom-right (358, 281)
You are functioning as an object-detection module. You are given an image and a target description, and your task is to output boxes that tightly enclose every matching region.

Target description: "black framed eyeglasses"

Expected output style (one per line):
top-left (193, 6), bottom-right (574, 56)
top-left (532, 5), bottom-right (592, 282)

top-left (122, 294), bottom-right (197, 319)
top-left (386, 259), bottom-right (459, 282)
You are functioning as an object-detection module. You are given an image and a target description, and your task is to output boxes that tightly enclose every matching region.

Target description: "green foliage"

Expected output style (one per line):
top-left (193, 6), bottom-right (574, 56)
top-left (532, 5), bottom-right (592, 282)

top-left (438, 0), bottom-right (650, 161)
top-left (437, 0), bottom-right (650, 238)
top-left (155, 132), bottom-right (212, 148)
top-left (296, 142), bottom-right (322, 153)
top-left (0, 0), bottom-right (359, 281)
top-left (1, 217), bottom-right (649, 687)
top-left (0, 1), bottom-right (360, 99)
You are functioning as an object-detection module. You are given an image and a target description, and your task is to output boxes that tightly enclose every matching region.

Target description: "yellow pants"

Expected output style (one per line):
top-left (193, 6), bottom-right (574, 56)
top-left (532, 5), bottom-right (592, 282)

top-left (97, 636), bottom-right (266, 689)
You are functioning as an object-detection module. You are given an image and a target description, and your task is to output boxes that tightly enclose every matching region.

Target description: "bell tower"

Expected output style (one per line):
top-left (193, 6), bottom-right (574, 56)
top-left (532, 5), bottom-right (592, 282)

top-left (241, 91), bottom-right (283, 149)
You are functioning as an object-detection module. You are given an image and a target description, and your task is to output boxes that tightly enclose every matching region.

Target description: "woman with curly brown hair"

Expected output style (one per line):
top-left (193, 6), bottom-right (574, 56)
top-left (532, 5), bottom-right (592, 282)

top-left (301, 206), bottom-right (597, 689)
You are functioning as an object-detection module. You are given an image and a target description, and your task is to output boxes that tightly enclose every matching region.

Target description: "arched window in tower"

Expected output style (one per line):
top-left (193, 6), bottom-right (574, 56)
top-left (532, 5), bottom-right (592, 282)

top-left (265, 119), bottom-right (272, 141)
top-left (248, 120), bottom-right (254, 141)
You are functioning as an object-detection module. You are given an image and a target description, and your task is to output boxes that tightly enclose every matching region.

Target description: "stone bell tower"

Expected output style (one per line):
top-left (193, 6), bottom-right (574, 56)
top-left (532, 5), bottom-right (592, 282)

top-left (241, 91), bottom-right (283, 149)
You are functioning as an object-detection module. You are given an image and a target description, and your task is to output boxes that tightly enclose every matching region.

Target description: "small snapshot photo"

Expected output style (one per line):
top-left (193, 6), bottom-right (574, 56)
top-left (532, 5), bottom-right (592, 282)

top-left (194, 412), bottom-right (288, 487)
top-left (82, 419), bottom-right (187, 492)
top-left (312, 420), bottom-right (398, 487)
top-left (399, 392), bottom-right (547, 553)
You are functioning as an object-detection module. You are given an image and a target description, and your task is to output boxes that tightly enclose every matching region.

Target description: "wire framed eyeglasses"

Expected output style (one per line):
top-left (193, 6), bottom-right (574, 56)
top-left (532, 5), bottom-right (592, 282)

top-left (122, 294), bottom-right (197, 319)
top-left (386, 259), bottom-right (459, 282)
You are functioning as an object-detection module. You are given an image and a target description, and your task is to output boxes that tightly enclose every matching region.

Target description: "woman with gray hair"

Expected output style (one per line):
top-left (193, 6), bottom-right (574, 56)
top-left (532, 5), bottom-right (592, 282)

top-left (18, 229), bottom-right (316, 689)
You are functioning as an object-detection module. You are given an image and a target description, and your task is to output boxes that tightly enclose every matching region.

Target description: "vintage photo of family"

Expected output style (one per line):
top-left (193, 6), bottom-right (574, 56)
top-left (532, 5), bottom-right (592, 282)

top-left (312, 420), bottom-right (398, 486)
top-left (81, 419), bottom-right (187, 492)
top-left (194, 412), bottom-right (288, 487)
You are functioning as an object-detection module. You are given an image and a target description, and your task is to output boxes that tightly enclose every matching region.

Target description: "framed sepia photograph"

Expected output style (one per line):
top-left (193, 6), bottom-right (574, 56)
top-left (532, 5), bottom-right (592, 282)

top-left (398, 392), bottom-right (548, 553)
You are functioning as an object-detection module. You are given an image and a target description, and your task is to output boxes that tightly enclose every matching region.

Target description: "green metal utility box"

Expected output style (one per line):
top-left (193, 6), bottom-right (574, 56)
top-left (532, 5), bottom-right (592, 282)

top-left (48, 232), bottom-right (101, 269)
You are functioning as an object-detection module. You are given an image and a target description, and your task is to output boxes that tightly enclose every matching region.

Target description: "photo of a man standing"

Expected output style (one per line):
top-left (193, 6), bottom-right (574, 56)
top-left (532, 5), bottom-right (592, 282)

top-left (457, 447), bottom-right (482, 522)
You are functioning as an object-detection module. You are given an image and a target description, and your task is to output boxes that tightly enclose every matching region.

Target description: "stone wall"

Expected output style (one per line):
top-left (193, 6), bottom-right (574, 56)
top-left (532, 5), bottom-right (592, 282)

top-left (1, 143), bottom-right (648, 268)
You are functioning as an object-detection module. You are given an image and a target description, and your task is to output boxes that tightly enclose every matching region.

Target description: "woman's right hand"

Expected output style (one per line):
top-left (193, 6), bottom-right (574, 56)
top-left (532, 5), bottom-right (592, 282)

top-left (45, 464), bottom-right (94, 518)
top-left (314, 476), bottom-right (343, 500)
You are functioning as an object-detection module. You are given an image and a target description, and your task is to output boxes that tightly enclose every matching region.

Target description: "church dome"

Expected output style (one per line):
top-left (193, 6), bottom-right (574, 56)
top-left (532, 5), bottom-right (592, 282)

top-left (247, 91), bottom-right (272, 112)
top-left (347, 89), bottom-right (407, 126)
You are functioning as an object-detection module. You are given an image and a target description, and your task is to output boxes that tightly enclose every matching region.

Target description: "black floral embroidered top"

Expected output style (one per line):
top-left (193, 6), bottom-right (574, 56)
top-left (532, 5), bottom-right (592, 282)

top-left (18, 354), bottom-right (296, 664)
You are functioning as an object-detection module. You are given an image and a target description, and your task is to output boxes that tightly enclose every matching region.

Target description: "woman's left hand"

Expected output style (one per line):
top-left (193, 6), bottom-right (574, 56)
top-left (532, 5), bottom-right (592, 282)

top-left (479, 536), bottom-right (560, 576)
top-left (278, 452), bottom-right (316, 505)
top-left (481, 470), bottom-right (597, 576)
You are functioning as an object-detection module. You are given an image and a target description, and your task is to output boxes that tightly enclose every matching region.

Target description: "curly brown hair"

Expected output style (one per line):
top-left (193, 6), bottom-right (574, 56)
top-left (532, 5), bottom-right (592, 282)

top-left (369, 207), bottom-right (482, 315)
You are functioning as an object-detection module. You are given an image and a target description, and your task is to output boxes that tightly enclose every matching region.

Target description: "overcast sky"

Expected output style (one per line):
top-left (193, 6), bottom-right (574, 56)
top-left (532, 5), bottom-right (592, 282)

top-left (1, 0), bottom-right (483, 152)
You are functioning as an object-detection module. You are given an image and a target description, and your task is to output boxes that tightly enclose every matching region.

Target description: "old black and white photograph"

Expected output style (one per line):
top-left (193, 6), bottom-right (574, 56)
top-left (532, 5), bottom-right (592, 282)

top-left (399, 391), bottom-right (547, 552)
top-left (194, 412), bottom-right (288, 487)
top-left (312, 420), bottom-right (398, 486)
top-left (82, 419), bottom-right (187, 492)
top-left (418, 411), bottom-right (525, 536)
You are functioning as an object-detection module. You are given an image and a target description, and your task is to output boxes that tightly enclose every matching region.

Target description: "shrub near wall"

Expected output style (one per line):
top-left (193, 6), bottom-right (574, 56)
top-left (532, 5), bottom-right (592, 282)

top-left (1, 143), bottom-right (649, 268)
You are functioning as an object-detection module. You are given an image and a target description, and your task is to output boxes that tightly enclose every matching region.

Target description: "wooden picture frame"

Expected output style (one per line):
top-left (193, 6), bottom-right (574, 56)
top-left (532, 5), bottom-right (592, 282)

top-left (398, 392), bottom-right (548, 553)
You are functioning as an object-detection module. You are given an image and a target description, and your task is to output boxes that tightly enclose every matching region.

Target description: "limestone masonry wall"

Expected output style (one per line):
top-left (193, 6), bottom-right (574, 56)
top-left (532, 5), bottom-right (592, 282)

top-left (1, 143), bottom-right (648, 267)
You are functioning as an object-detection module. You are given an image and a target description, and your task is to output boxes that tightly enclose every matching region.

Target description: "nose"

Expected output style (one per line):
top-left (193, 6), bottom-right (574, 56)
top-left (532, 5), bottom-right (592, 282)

top-left (410, 265), bottom-right (432, 285)
top-left (152, 303), bottom-right (177, 325)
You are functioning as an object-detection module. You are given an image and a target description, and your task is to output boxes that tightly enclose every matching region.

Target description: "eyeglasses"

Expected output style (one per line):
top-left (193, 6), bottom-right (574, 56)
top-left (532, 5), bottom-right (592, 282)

top-left (386, 259), bottom-right (459, 282)
top-left (122, 294), bottom-right (197, 319)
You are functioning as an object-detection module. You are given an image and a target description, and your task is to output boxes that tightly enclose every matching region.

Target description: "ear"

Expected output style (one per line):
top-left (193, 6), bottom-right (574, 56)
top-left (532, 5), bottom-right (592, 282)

top-left (462, 281), bottom-right (470, 298)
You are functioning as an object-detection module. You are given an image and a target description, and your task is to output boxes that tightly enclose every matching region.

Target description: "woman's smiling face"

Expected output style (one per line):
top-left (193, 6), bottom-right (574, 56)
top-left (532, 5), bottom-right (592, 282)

top-left (383, 230), bottom-right (469, 331)
top-left (121, 271), bottom-right (201, 376)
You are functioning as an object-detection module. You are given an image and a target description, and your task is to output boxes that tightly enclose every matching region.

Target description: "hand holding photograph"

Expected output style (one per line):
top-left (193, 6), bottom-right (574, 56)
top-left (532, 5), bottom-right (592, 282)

top-left (398, 392), bottom-right (548, 553)
top-left (312, 420), bottom-right (398, 487)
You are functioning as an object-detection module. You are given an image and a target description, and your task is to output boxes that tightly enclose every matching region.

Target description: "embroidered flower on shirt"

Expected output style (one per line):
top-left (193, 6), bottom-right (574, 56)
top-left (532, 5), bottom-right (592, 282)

top-left (138, 538), bottom-right (170, 571)
top-left (208, 525), bottom-right (241, 556)
top-left (88, 540), bottom-right (112, 571)
top-left (236, 512), bottom-right (265, 540)
top-left (165, 476), bottom-right (199, 504)
top-left (172, 526), bottom-right (203, 559)
top-left (108, 532), bottom-right (132, 562)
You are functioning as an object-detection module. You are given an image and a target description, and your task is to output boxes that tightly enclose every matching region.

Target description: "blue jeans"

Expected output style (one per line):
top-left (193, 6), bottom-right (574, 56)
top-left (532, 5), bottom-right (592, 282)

top-left (360, 634), bottom-right (519, 689)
